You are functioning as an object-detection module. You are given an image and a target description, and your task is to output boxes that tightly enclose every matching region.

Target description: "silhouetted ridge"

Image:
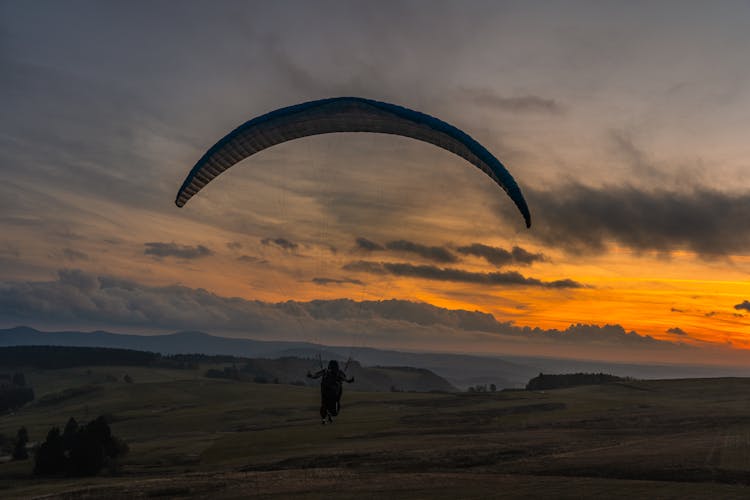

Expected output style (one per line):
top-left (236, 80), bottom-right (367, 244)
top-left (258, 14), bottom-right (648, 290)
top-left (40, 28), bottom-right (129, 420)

top-left (526, 372), bottom-right (627, 390)
top-left (0, 346), bottom-right (158, 369)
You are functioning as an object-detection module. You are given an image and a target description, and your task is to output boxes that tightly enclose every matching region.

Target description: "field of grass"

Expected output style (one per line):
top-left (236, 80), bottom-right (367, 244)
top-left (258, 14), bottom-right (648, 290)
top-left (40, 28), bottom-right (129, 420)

top-left (3, 365), bottom-right (750, 498)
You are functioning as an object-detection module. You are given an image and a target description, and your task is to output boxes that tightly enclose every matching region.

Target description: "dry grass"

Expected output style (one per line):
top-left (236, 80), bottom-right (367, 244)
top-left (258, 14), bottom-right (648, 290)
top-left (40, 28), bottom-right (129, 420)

top-left (3, 368), bottom-right (750, 498)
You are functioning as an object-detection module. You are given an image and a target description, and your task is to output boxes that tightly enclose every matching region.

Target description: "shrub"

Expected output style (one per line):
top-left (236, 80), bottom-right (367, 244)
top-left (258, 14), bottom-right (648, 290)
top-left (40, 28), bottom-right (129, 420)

top-left (34, 416), bottom-right (128, 476)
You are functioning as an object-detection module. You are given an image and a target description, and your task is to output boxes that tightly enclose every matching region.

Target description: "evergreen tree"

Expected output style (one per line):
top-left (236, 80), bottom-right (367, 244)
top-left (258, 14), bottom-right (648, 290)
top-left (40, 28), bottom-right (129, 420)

top-left (34, 427), bottom-right (66, 475)
top-left (12, 426), bottom-right (28, 460)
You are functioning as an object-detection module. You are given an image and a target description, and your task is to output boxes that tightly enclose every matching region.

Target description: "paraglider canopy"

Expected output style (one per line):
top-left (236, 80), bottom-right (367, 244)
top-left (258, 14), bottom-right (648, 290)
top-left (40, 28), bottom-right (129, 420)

top-left (175, 97), bottom-right (531, 228)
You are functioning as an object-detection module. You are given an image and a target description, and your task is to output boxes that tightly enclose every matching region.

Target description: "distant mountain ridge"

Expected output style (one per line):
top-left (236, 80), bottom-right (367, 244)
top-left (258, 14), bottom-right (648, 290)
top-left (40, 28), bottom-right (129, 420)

top-left (3, 326), bottom-right (750, 388)
top-left (0, 326), bottom-right (539, 387)
top-left (0, 326), bottom-right (318, 358)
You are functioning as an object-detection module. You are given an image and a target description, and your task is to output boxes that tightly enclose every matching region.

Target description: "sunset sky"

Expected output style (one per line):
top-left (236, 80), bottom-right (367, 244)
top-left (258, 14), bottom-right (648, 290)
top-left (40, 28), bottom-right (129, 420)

top-left (1, 1), bottom-right (749, 364)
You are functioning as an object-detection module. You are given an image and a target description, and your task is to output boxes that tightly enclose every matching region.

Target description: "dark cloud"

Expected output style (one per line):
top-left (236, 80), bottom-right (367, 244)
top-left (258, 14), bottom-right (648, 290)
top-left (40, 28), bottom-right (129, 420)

top-left (0, 269), bottom-right (270, 331)
top-left (144, 242), bottom-right (213, 259)
top-left (227, 241), bottom-right (242, 250)
top-left (456, 244), bottom-right (513, 266)
top-left (355, 237), bottom-right (457, 263)
top-left (734, 301), bottom-right (750, 312)
top-left (526, 185), bottom-right (750, 256)
top-left (385, 240), bottom-right (457, 263)
top-left (0, 270), bottom-right (664, 352)
top-left (58, 268), bottom-right (99, 293)
top-left (456, 244), bottom-right (546, 267)
top-left (343, 261), bottom-right (387, 275)
top-left (667, 327), bottom-right (688, 336)
top-left (261, 238), bottom-right (298, 251)
top-left (460, 88), bottom-right (563, 114)
top-left (61, 248), bottom-right (89, 262)
top-left (511, 246), bottom-right (547, 265)
top-left (355, 237), bottom-right (384, 252)
top-left (343, 261), bottom-right (582, 289)
top-left (311, 277), bottom-right (364, 286)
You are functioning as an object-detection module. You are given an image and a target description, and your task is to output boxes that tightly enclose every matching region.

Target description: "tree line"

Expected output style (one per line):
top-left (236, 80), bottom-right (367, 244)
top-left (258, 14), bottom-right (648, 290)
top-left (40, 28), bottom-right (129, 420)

top-left (7, 415), bottom-right (128, 476)
top-left (0, 346), bottom-right (158, 369)
top-left (0, 346), bottom-right (249, 370)
top-left (525, 372), bottom-right (626, 390)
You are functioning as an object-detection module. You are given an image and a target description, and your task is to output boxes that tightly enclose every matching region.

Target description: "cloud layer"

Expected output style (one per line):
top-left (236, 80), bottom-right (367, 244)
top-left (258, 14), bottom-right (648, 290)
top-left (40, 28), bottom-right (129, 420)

top-left (2, 2), bottom-right (749, 362)
top-left (0, 270), bottom-right (632, 342)
top-left (526, 185), bottom-right (750, 256)
top-left (5, 269), bottom-right (745, 363)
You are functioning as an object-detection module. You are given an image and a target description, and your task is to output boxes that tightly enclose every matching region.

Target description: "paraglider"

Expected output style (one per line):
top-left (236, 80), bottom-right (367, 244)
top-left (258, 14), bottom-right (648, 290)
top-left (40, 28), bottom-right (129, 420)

top-left (175, 97), bottom-right (531, 228)
top-left (174, 97), bottom-right (532, 424)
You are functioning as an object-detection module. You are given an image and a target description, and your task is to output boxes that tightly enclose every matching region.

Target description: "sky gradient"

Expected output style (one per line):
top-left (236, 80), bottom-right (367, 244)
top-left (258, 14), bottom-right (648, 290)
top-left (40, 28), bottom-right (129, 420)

top-left (1, 1), bottom-right (749, 364)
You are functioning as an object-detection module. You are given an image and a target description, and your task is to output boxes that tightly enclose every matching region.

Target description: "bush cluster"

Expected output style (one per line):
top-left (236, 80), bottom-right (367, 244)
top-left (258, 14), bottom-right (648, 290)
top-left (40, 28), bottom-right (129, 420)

top-left (34, 416), bottom-right (128, 476)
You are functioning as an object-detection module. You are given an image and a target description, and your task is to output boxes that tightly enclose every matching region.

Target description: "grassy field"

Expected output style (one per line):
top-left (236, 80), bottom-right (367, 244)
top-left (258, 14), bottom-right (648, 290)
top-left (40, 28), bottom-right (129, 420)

top-left (3, 365), bottom-right (750, 498)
